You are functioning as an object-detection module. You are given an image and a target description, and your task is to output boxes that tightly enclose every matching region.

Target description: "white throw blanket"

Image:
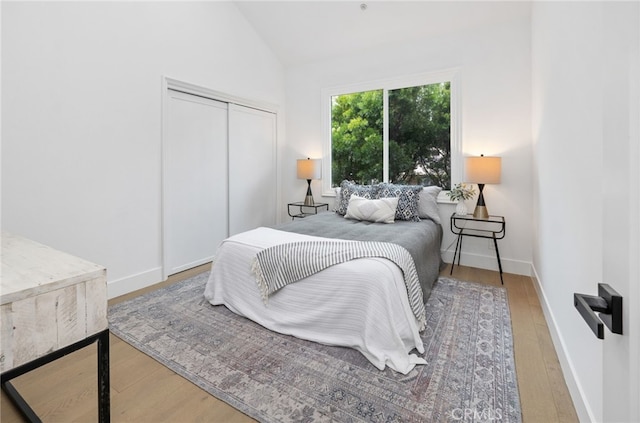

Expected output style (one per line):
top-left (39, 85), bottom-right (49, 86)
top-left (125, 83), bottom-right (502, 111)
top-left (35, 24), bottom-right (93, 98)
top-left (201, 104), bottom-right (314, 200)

top-left (204, 227), bottom-right (427, 374)
top-left (251, 240), bottom-right (427, 331)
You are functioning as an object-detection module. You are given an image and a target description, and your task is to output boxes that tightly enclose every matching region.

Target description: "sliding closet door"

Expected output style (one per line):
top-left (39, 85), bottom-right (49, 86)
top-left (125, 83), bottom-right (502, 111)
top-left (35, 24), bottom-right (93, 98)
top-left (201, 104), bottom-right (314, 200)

top-left (228, 104), bottom-right (277, 235)
top-left (164, 90), bottom-right (228, 277)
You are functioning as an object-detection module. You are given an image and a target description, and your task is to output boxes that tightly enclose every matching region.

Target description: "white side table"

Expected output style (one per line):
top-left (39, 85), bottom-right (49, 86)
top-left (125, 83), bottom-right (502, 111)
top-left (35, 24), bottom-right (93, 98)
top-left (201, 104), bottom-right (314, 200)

top-left (1, 233), bottom-right (110, 422)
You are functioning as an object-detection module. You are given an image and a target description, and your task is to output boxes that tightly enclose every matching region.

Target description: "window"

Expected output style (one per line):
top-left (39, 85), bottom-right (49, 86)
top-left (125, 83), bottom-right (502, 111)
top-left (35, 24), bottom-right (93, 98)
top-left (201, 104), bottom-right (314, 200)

top-left (331, 89), bottom-right (384, 185)
top-left (322, 70), bottom-right (460, 196)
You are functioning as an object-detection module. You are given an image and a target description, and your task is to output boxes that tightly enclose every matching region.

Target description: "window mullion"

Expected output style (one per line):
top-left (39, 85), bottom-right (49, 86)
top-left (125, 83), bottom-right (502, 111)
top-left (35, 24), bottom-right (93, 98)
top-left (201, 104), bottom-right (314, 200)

top-left (383, 88), bottom-right (389, 183)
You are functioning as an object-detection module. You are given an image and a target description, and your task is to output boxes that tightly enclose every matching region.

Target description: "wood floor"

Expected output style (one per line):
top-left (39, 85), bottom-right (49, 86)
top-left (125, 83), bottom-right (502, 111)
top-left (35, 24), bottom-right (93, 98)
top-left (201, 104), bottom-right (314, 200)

top-left (1, 264), bottom-right (578, 422)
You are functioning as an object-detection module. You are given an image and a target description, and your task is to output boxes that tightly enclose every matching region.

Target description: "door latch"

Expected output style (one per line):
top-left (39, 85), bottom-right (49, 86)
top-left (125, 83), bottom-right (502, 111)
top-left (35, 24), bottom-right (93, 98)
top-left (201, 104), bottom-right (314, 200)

top-left (574, 284), bottom-right (623, 339)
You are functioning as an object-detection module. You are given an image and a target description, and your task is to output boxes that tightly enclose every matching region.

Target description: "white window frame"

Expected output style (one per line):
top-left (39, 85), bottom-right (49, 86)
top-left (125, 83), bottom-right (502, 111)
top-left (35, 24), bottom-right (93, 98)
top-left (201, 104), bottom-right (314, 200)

top-left (321, 68), bottom-right (461, 202)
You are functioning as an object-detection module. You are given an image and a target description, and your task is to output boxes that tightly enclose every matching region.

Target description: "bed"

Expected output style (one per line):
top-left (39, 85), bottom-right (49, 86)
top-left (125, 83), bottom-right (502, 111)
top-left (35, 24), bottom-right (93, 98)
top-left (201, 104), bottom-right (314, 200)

top-left (204, 184), bottom-right (443, 374)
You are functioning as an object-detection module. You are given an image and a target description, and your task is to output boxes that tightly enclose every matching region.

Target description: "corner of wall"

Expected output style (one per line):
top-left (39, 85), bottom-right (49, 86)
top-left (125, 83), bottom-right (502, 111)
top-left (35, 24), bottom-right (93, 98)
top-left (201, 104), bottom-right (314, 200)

top-left (530, 264), bottom-right (596, 422)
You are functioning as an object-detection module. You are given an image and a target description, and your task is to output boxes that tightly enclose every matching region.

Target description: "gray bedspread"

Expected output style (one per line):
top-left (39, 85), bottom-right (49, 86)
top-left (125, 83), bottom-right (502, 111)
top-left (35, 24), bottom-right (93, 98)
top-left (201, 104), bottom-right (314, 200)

top-left (275, 212), bottom-right (443, 303)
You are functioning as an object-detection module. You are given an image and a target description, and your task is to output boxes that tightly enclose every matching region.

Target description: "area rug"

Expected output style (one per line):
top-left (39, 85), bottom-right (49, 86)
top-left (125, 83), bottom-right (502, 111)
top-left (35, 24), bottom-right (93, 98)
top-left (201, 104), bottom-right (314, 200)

top-left (109, 273), bottom-right (521, 422)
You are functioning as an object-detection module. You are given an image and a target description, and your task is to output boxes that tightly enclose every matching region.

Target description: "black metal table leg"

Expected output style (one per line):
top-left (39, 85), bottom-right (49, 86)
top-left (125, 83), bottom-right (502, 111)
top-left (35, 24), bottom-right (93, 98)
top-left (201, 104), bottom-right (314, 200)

top-left (450, 233), bottom-right (462, 275)
top-left (97, 330), bottom-right (111, 423)
top-left (1, 380), bottom-right (42, 422)
top-left (1, 329), bottom-right (111, 423)
top-left (493, 236), bottom-right (504, 284)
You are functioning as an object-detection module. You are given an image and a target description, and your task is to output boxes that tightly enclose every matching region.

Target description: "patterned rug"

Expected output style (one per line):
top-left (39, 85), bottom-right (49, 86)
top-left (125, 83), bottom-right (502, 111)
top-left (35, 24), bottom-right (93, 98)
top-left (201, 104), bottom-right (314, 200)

top-left (109, 273), bottom-right (521, 422)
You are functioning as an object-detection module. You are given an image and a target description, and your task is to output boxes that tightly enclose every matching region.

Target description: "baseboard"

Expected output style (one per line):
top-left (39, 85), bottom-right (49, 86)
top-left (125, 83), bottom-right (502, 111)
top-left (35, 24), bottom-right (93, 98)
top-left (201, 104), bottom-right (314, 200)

top-left (107, 267), bottom-right (164, 299)
top-left (165, 256), bottom-right (214, 280)
top-left (441, 249), bottom-right (532, 276)
top-left (530, 265), bottom-right (595, 422)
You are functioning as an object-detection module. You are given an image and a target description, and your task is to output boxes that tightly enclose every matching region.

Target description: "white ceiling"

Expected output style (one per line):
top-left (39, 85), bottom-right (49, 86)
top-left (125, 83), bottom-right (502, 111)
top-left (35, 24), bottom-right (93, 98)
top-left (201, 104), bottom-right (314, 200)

top-left (234, 1), bottom-right (532, 67)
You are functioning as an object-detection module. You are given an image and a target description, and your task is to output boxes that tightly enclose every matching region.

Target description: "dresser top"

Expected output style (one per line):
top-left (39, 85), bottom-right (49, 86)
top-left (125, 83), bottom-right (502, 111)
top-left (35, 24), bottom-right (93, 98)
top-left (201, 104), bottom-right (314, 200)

top-left (1, 232), bottom-right (106, 305)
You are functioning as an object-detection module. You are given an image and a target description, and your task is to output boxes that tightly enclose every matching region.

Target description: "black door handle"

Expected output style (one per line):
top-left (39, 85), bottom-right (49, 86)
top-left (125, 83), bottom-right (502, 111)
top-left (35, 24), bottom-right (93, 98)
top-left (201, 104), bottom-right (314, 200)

top-left (574, 284), bottom-right (623, 339)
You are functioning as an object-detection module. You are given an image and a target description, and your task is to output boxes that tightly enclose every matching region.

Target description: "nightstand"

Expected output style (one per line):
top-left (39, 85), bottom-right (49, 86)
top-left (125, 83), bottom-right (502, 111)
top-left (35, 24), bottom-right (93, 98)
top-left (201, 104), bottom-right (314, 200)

top-left (287, 202), bottom-right (329, 219)
top-left (450, 213), bottom-right (506, 284)
top-left (1, 233), bottom-right (110, 422)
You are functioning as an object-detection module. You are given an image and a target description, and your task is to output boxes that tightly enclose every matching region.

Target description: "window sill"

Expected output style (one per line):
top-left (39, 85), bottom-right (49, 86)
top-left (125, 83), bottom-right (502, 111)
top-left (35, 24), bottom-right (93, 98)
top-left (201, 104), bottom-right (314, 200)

top-left (437, 192), bottom-right (456, 204)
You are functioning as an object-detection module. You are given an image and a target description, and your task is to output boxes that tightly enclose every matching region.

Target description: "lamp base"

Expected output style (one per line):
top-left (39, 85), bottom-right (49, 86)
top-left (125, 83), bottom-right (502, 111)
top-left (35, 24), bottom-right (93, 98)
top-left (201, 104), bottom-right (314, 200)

top-left (303, 195), bottom-right (315, 206)
top-left (303, 179), bottom-right (315, 206)
top-left (473, 183), bottom-right (489, 219)
top-left (473, 205), bottom-right (489, 219)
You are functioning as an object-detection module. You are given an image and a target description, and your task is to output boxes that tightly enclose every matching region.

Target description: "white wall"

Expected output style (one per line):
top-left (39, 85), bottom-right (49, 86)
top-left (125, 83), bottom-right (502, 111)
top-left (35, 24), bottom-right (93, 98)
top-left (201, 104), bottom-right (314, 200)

top-left (284, 14), bottom-right (533, 275)
top-left (1, 2), bottom-right (285, 297)
top-left (532, 2), bottom-right (640, 421)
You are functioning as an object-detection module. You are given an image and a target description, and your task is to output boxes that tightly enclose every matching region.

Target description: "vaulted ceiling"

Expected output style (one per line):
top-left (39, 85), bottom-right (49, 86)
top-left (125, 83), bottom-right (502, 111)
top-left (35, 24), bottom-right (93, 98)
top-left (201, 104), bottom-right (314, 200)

top-left (234, 1), bottom-right (532, 67)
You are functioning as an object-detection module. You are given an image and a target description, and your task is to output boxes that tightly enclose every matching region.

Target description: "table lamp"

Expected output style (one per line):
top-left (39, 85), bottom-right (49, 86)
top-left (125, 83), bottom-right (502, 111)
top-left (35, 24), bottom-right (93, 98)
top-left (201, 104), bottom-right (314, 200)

top-left (465, 155), bottom-right (501, 219)
top-left (297, 158), bottom-right (321, 206)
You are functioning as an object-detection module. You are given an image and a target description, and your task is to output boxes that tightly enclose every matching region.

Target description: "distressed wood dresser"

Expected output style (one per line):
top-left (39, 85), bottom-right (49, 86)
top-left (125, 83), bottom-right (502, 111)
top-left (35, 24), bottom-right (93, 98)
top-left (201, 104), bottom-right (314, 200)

top-left (1, 232), bottom-right (110, 422)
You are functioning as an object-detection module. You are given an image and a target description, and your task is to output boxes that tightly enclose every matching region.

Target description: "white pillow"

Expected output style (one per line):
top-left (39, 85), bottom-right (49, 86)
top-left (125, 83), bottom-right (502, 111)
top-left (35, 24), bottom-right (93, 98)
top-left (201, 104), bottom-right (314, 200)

top-left (345, 195), bottom-right (399, 224)
top-left (418, 186), bottom-right (442, 224)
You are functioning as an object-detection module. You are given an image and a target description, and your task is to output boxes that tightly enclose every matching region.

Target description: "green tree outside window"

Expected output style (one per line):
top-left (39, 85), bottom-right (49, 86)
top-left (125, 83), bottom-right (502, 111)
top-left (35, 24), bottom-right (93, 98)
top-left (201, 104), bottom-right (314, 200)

top-left (331, 82), bottom-right (451, 189)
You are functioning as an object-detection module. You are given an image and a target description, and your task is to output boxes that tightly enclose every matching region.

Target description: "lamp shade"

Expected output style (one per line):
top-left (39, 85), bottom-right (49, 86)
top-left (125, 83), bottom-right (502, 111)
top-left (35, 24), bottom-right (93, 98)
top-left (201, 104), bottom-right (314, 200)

top-left (465, 156), bottom-right (501, 184)
top-left (297, 158), bottom-right (322, 180)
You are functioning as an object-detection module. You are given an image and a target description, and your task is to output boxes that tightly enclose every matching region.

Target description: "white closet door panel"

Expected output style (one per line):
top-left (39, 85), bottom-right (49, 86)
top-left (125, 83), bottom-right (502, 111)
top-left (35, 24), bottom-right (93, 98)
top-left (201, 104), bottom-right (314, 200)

top-left (228, 104), bottom-right (277, 235)
top-left (164, 90), bottom-right (228, 276)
